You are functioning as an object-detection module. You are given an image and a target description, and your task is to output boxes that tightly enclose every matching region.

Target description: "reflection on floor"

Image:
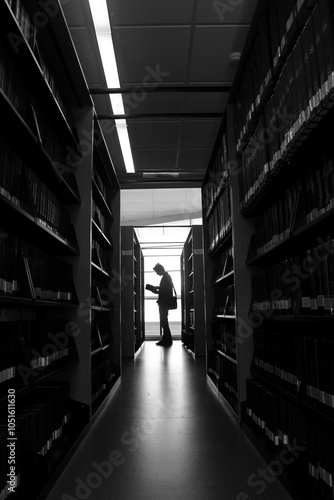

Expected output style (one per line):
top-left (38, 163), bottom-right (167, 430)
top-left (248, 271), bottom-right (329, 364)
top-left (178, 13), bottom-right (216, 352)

top-left (145, 321), bottom-right (181, 340)
top-left (46, 341), bottom-right (293, 500)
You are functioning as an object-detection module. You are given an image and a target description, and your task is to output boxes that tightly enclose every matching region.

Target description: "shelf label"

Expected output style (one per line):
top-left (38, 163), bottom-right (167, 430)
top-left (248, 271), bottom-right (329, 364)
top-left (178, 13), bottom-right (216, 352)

top-left (122, 250), bottom-right (133, 256)
top-left (194, 249), bottom-right (203, 255)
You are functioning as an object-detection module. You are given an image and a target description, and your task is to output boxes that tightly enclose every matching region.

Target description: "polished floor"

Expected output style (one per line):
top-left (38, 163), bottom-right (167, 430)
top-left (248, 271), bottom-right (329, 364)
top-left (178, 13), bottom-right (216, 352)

top-left (46, 341), bottom-right (293, 500)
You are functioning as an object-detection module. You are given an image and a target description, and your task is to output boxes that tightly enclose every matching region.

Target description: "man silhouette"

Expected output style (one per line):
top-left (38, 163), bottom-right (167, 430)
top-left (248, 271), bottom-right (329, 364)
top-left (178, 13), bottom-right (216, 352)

top-left (150, 263), bottom-right (174, 346)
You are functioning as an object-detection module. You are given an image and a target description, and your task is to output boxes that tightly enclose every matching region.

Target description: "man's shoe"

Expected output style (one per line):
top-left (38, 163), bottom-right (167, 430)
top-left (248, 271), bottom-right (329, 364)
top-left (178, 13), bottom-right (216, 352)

top-left (156, 340), bottom-right (173, 346)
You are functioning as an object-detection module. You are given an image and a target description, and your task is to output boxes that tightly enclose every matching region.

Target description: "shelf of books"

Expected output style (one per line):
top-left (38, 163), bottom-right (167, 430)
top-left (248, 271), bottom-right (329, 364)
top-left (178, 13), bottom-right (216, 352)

top-left (202, 112), bottom-right (253, 420)
top-left (0, 1), bottom-right (121, 499)
top-left (215, 0), bottom-right (334, 499)
top-left (121, 227), bottom-right (145, 357)
top-left (180, 226), bottom-right (205, 357)
top-left (90, 116), bottom-right (121, 417)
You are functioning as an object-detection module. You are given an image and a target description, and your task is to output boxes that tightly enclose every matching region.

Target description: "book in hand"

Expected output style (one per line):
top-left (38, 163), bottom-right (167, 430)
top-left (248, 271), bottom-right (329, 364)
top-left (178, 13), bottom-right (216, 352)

top-left (145, 284), bottom-right (158, 293)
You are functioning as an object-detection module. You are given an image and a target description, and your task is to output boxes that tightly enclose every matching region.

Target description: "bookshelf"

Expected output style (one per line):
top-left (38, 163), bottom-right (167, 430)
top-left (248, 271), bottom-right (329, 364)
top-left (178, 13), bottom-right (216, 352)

top-left (90, 116), bottom-right (121, 417)
top-left (180, 226), bottom-right (205, 356)
top-left (202, 117), bottom-right (253, 419)
top-left (0, 1), bottom-right (121, 499)
top-left (202, 0), bottom-right (334, 499)
top-left (121, 227), bottom-right (145, 357)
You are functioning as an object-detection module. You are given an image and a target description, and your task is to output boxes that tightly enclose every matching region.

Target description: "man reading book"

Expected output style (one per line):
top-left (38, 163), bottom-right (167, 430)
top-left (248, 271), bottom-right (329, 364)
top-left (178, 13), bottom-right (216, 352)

top-left (146, 263), bottom-right (174, 346)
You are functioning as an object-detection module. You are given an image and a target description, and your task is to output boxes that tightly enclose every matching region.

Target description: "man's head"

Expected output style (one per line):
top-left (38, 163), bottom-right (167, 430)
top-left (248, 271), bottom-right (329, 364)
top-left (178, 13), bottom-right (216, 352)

top-left (153, 263), bottom-right (165, 276)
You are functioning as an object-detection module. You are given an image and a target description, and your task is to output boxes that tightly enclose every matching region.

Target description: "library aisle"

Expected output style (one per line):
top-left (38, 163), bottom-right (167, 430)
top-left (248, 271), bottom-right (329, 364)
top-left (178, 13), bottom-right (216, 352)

top-left (46, 341), bottom-right (293, 500)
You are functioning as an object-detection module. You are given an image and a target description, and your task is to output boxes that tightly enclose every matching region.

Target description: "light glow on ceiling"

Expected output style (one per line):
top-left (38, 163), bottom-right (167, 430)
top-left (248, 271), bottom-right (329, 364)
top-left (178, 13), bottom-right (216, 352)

top-left (88, 0), bottom-right (135, 173)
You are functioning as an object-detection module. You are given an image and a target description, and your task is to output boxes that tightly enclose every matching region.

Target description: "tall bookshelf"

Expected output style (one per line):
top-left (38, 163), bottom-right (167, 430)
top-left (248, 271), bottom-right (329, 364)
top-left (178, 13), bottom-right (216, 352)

top-left (180, 226), bottom-right (205, 356)
top-left (0, 1), bottom-right (121, 499)
top-left (90, 115), bottom-right (121, 417)
top-left (121, 226), bottom-right (145, 357)
top-left (203, 0), bottom-right (334, 499)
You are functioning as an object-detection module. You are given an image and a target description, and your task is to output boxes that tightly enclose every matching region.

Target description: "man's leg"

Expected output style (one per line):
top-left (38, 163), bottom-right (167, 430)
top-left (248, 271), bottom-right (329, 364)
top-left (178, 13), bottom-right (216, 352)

top-left (156, 307), bottom-right (172, 345)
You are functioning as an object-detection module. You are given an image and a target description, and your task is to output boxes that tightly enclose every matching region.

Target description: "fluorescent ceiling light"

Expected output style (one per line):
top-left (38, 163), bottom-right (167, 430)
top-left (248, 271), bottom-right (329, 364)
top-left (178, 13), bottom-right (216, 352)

top-left (88, 0), bottom-right (135, 173)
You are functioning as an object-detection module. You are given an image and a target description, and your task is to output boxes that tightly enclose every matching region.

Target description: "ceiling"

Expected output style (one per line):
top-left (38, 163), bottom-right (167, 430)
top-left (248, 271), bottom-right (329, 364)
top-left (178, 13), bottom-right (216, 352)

top-left (121, 187), bottom-right (202, 225)
top-left (61, 0), bottom-right (259, 196)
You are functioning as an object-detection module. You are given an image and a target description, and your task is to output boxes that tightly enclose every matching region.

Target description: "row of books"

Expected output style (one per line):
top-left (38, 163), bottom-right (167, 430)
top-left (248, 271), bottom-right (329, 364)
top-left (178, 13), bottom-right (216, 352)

top-left (91, 358), bottom-right (115, 404)
top-left (304, 335), bottom-right (334, 409)
top-left (6, 0), bottom-right (37, 48)
top-left (91, 278), bottom-right (113, 310)
top-left (251, 237), bottom-right (334, 316)
top-left (6, 0), bottom-right (72, 126)
top-left (0, 322), bottom-right (16, 392)
top-left (238, 1), bottom-right (334, 210)
top-left (208, 350), bottom-right (238, 407)
top-left (31, 98), bottom-right (75, 179)
top-left (92, 200), bottom-right (108, 237)
top-left (0, 40), bottom-right (75, 182)
top-left (253, 326), bottom-right (334, 411)
top-left (0, 382), bottom-right (70, 458)
top-left (0, 320), bottom-right (75, 393)
top-left (211, 321), bottom-right (236, 360)
top-left (91, 317), bottom-right (113, 354)
top-left (0, 132), bottom-right (73, 241)
top-left (202, 137), bottom-right (228, 217)
top-left (308, 420), bottom-right (334, 500)
top-left (92, 239), bottom-right (111, 274)
top-left (235, 1), bottom-right (334, 156)
top-left (213, 284), bottom-right (235, 317)
top-left (26, 165), bottom-right (71, 241)
top-left (93, 167), bottom-right (108, 204)
top-left (23, 240), bottom-right (74, 302)
top-left (211, 245), bottom-right (233, 283)
top-left (253, 152), bottom-right (334, 254)
top-left (246, 379), bottom-right (334, 500)
top-left (253, 183), bottom-right (298, 255)
top-left (19, 319), bottom-right (75, 379)
top-left (0, 230), bottom-right (74, 301)
top-left (253, 328), bottom-right (302, 392)
top-left (0, 39), bottom-right (30, 124)
top-left (0, 132), bottom-right (26, 208)
top-left (246, 379), bottom-right (306, 448)
top-left (207, 185), bottom-right (232, 253)
top-left (234, 0), bottom-right (299, 151)
top-left (234, 10), bottom-right (272, 149)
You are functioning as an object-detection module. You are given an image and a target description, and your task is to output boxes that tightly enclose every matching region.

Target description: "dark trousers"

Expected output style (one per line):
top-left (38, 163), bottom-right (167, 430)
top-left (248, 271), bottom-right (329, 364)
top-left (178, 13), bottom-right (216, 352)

top-left (159, 306), bottom-right (172, 341)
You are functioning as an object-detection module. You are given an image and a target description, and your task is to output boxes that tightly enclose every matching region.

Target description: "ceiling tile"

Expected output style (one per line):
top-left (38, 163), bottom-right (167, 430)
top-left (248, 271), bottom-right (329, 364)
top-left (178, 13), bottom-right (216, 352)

top-left (189, 26), bottom-right (250, 82)
top-left (132, 149), bottom-right (178, 171)
top-left (177, 148), bottom-right (213, 172)
top-left (113, 27), bottom-right (191, 84)
top-left (180, 119), bottom-right (221, 148)
top-left (185, 91), bottom-right (229, 113)
top-left (108, 0), bottom-right (195, 26)
top-left (128, 121), bottom-right (181, 149)
top-left (122, 92), bottom-right (186, 116)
